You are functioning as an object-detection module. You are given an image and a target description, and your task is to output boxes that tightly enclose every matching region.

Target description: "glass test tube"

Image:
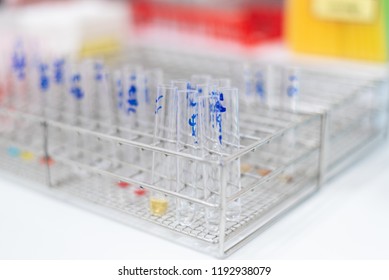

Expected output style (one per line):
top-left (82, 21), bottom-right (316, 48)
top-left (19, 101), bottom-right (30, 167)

top-left (114, 66), bottom-right (142, 168)
top-left (93, 61), bottom-right (115, 126)
top-left (220, 87), bottom-right (241, 221)
top-left (10, 55), bottom-right (41, 149)
top-left (52, 58), bottom-right (66, 113)
top-left (200, 86), bottom-right (241, 232)
top-left (282, 67), bottom-right (300, 113)
top-left (63, 63), bottom-right (81, 125)
top-left (120, 66), bottom-right (143, 130)
top-left (200, 90), bottom-right (221, 233)
top-left (281, 67), bottom-right (300, 181)
top-left (80, 60), bottom-right (99, 128)
top-left (176, 89), bottom-right (201, 226)
top-left (67, 64), bottom-right (86, 160)
top-left (34, 56), bottom-right (62, 119)
top-left (93, 61), bottom-right (116, 170)
top-left (8, 42), bottom-right (29, 146)
top-left (150, 85), bottom-right (179, 216)
top-left (0, 48), bottom-right (12, 135)
top-left (253, 64), bottom-right (270, 107)
top-left (242, 63), bottom-right (274, 108)
top-left (24, 59), bottom-right (51, 155)
top-left (10, 41), bottom-right (28, 111)
top-left (44, 58), bottom-right (68, 163)
top-left (119, 67), bottom-right (160, 183)
top-left (138, 69), bottom-right (163, 131)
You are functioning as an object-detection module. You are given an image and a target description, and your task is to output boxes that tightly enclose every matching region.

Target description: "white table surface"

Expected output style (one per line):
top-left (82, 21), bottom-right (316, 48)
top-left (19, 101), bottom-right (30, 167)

top-left (0, 138), bottom-right (388, 260)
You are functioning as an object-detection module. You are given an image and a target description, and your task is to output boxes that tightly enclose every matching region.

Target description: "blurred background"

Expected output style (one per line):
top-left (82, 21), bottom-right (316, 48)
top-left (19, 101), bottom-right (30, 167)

top-left (1, 0), bottom-right (388, 61)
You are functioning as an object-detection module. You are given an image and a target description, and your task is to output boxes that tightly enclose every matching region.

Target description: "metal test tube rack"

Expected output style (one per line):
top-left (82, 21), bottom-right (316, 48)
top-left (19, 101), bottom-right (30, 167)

top-left (1, 48), bottom-right (388, 256)
top-left (0, 96), bottom-right (323, 257)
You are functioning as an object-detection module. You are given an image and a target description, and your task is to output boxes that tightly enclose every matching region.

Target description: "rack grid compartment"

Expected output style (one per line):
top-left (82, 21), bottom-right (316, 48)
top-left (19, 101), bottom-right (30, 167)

top-left (264, 68), bottom-right (389, 182)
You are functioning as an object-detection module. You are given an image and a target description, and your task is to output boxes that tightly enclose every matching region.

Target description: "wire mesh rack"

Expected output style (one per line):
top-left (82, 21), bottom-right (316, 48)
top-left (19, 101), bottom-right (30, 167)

top-left (43, 107), bottom-right (323, 257)
top-left (263, 68), bottom-right (389, 182)
top-left (0, 45), bottom-right (388, 257)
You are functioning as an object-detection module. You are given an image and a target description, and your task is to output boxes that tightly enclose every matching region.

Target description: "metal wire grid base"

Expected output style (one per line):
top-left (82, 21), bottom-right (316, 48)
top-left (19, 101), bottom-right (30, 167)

top-left (47, 146), bottom-right (319, 246)
top-left (37, 105), bottom-right (322, 255)
top-left (0, 96), bottom-right (381, 257)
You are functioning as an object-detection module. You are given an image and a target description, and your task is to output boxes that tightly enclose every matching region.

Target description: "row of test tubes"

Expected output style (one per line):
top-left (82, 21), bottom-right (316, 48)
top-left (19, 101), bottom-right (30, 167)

top-left (152, 77), bottom-right (240, 230)
top-left (1, 43), bottom-right (244, 232)
top-left (241, 64), bottom-right (300, 112)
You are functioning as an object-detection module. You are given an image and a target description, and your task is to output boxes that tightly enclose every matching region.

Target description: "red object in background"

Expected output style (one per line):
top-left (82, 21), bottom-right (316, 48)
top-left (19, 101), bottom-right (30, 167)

top-left (131, 0), bottom-right (283, 46)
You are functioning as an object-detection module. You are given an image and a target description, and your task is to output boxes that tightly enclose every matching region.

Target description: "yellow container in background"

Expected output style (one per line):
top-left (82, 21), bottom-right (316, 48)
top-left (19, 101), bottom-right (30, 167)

top-left (286, 0), bottom-right (389, 61)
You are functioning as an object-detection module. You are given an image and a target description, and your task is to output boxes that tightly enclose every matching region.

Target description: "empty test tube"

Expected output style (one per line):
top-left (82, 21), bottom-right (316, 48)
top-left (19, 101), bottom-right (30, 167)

top-left (200, 86), bottom-right (241, 232)
top-left (119, 66), bottom-right (144, 130)
top-left (47, 58), bottom-right (67, 120)
top-left (8, 42), bottom-right (35, 151)
top-left (115, 66), bottom-right (143, 129)
top-left (282, 67), bottom-right (300, 112)
top-left (138, 69), bottom-right (163, 130)
top-left (253, 64), bottom-right (271, 106)
top-left (114, 67), bottom-right (143, 168)
top-left (176, 89), bottom-right (202, 226)
top-left (200, 91), bottom-right (222, 232)
top-left (93, 61), bottom-right (116, 126)
top-left (92, 62), bottom-right (117, 168)
top-left (280, 67), bottom-right (300, 180)
top-left (66, 65), bottom-right (84, 125)
top-left (10, 41), bottom-right (28, 110)
top-left (219, 87), bottom-right (241, 221)
top-left (80, 60), bottom-right (101, 127)
top-left (243, 63), bottom-right (271, 107)
top-left (65, 65), bottom-right (86, 162)
top-left (32, 60), bottom-right (51, 116)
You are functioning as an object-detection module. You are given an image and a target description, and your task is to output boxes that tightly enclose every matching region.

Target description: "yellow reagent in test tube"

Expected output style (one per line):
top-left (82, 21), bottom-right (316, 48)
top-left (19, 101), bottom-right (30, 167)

top-left (150, 197), bottom-right (169, 216)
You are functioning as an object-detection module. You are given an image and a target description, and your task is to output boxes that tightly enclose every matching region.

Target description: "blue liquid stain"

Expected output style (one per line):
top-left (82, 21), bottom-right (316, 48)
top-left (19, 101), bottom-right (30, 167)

top-left (54, 59), bottom-right (65, 84)
top-left (12, 43), bottom-right (26, 80)
top-left (39, 63), bottom-right (50, 91)
top-left (70, 74), bottom-right (84, 100)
